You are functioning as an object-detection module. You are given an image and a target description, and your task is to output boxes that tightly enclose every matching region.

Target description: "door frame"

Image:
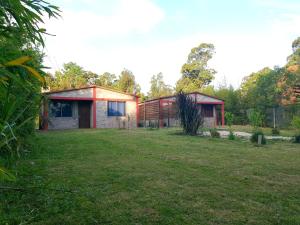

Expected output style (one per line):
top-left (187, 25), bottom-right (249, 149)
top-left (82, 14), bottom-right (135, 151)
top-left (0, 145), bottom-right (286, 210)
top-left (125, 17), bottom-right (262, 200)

top-left (78, 101), bottom-right (92, 128)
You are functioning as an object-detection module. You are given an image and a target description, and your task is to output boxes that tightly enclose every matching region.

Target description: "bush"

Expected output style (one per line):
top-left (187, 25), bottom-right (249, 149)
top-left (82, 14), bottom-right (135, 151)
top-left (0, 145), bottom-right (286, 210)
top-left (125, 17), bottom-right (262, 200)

top-left (248, 110), bottom-right (263, 129)
top-left (291, 116), bottom-right (300, 144)
top-left (210, 129), bottom-right (220, 138)
top-left (294, 134), bottom-right (300, 143)
top-left (228, 131), bottom-right (235, 140)
top-left (176, 91), bottom-right (203, 135)
top-left (272, 127), bottom-right (280, 135)
top-left (225, 112), bottom-right (234, 127)
top-left (250, 131), bottom-right (266, 145)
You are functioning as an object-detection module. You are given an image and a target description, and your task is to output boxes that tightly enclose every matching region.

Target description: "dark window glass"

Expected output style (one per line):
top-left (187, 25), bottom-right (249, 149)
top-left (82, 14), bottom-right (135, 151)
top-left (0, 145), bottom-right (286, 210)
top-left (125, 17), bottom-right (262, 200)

top-left (202, 105), bottom-right (214, 117)
top-left (108, 101), bottom-right (126, 116)
top-left (50, 101), bottom-right (72, 117)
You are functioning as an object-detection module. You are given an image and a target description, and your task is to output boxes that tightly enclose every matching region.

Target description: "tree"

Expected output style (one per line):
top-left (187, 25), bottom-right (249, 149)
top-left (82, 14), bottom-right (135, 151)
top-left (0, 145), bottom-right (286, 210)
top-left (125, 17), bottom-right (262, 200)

top-left (279, 37), bottom-right (300, 104)
top-left (115, 69), bottom-right (141, 94)
top-left (176, 43), bottom-right (216, 92)
top-left (148, 72), bottom-right (173, 99)
top-left (95, 72), bottom-right (117, 87)
top-left (47, 62), bottom-right (91, 90)
top-left (215, 85), bottom-right (246, 124)
top-left (287, 37), bottom-right (300, 67)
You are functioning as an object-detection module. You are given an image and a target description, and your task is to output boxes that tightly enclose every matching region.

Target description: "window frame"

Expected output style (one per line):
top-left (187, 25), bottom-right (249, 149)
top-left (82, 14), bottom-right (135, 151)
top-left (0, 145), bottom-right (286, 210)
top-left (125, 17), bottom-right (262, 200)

top-left (107, 101), bottom-right (126, 117)
top-left (50, 100), bottom-right (73, 118)
top-left (202, 104), bottom-right (214, 118)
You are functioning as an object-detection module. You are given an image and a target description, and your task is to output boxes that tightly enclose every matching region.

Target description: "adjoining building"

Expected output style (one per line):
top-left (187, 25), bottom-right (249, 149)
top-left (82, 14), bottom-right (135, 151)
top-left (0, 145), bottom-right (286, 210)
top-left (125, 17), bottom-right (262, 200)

top-left (138, 92), bottom-right (224, 128)
top-left (40, 87), bottom-right (224, 130)
top-left (41, 86), bottom-right (138, 130)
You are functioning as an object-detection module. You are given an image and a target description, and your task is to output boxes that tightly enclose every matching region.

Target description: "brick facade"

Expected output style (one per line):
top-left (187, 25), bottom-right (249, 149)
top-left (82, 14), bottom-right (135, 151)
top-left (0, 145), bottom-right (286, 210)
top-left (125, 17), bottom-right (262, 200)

top-left (44, 86), bottom-right (138, 130)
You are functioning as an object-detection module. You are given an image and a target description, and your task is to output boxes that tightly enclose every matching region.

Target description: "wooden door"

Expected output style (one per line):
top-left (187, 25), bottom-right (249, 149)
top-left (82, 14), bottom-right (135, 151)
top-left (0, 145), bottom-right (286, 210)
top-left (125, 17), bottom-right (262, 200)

top-left (78, 101), bottom-right (91, 128)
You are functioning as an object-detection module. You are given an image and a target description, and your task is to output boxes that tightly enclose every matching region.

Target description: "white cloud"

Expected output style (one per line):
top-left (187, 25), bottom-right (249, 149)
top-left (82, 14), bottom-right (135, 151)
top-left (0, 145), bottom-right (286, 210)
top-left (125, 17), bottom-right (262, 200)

top-left (43, 0), bottom-right (300, 93)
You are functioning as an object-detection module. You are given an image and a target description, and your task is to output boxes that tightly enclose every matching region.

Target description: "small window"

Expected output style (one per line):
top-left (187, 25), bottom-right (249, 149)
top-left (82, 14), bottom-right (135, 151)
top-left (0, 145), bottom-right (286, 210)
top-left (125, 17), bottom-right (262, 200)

top-left (50, 101), bottom-right (72, 117)
top-left (202, 105), bottom-right (214, 117)
top-left (108, 101), bottom-right (125, 116)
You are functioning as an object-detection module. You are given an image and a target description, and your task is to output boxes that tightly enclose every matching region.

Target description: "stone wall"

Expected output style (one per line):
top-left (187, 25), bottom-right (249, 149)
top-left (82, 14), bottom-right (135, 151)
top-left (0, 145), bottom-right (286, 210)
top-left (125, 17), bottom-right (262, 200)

top-left (96, 101), bottom-right (136, 128)
top-left (48, 102), bottom-right (79, 129)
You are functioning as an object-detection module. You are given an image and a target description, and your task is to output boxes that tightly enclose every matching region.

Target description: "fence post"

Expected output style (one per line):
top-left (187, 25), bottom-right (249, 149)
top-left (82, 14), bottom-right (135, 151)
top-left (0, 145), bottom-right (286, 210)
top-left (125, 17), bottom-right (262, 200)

top-left (273, 107), bottom-right (276, 128)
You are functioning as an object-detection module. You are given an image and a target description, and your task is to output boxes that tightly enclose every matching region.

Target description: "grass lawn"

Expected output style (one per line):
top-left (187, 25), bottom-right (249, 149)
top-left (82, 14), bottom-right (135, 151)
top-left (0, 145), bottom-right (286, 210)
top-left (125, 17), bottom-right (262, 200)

top-left (220, 125), bottom-right (297, 137)
top-left (1, 129), bottom-right (300, 225)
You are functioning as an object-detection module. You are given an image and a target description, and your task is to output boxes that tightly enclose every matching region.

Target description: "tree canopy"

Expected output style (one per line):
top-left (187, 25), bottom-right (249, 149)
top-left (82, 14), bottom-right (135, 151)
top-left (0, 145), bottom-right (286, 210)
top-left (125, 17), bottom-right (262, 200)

top-left (148, 72), bottom-right (173, 99)
top-left (176, 43), bottom-right (216, 92)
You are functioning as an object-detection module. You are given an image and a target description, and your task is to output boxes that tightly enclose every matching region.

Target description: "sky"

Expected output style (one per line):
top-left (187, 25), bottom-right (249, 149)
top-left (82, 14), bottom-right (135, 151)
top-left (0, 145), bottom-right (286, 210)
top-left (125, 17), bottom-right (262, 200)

top-left (43, 0), bottom-right (300, 93)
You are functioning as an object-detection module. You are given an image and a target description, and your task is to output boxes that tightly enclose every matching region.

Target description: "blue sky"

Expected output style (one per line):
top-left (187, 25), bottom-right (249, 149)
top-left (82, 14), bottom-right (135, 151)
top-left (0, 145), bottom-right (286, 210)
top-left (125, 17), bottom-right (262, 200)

top-left (44, 0), bottom-right (300, 92)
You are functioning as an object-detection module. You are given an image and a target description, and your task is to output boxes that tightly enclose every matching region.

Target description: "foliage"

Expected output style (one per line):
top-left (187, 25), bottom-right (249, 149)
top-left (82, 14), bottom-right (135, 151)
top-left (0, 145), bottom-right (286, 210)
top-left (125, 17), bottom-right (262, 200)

top-left (248, 110), bottom-right (263, 130)
top-left (209, 128), bottom-right (220, 138)
top-left (116, 69), bottom-right (141, 94)
top-left (148, 72), bottom-right (173, 99)
top-left (291, 116), bottom-right (300, 143)
top-left (0, 0), bottom-right (60, 180)
top-left (225, 112), bottom-right (234, 128)
top-left (94, 72), bottom-right (117, 87)
top-left (46, 62), bottom-right (95, 90)
top-left (176, 43), bottom-right (216, 92)
top-left (250, 130), bottom-right (266, 145)
top-left (271, 127), bottom-right (280, 135)
top-left (215, 85), bottom-right (246, 124)
top-left (228, 131), bottom-right (235, 140)
top-left (176, 91), bottom-right (203, 135)
top-left (0, 0), bottom-right (60, 46)
top-left (291, 116), bottom-right (300, 130)
top-left (294, 135), bottom-right (300, 143)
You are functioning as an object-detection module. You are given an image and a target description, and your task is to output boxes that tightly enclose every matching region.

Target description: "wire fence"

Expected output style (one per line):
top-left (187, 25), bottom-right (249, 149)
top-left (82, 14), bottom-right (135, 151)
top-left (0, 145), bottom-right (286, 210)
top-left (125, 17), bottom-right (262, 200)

top-left (264, 104), bottom-right (300, 128)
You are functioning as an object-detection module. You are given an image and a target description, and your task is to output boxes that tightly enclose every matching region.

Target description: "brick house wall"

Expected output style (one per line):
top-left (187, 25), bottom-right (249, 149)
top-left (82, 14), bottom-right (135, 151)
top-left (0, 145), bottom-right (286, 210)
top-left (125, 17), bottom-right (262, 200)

top-left (43, 86), bottom-right (138, 130)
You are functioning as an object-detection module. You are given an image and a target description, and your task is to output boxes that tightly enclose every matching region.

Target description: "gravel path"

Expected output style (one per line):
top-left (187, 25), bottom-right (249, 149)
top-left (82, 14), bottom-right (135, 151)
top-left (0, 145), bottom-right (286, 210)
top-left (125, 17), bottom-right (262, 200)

top-left (203, 130), bottom-right (293, 141)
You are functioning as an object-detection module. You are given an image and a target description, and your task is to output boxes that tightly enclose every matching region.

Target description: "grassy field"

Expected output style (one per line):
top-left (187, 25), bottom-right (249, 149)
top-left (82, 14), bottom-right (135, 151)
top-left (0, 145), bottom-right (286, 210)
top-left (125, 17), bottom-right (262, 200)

top-left (1, 129), bottom-right (300, 225)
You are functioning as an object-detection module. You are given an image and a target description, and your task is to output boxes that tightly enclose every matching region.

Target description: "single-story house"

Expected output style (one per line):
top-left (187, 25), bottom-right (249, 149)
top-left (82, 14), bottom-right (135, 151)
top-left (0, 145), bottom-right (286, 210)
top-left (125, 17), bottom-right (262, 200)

top-left (138, 92), bottom-right (224, 128)
top-left (41, 86), bottom-right (139, 130)
top-left (41, 87), bottom-right (224, 130)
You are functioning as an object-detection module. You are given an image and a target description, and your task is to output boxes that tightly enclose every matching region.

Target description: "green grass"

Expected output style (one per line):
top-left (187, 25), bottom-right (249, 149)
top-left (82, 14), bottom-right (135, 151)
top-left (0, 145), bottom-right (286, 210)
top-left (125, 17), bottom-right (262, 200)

top-left (1, 129), bottom-right (300, 225)
top-left (221, 125), bottom-right (297, 137)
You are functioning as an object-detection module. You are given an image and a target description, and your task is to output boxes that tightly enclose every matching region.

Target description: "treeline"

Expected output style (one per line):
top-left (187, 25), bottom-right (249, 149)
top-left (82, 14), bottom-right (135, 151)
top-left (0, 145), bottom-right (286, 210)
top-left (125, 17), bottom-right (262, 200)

top-left (47, 38), bottom-right (300, 126)
top-left (212, 37), bottom-right (300, 125)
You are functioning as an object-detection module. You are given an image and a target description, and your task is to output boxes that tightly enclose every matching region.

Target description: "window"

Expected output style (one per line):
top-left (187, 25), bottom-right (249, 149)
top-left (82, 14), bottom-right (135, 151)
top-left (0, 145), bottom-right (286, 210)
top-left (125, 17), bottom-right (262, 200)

top-left (108, 101), bottom-right (125, 116)
top-left (202, 105), bottom-right (214, 117)
top-left (50, 101), bottom-right (72, 117)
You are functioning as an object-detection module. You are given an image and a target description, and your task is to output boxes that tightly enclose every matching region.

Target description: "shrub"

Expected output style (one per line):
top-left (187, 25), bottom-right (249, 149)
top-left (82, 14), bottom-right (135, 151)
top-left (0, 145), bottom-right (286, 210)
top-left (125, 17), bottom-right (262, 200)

top-left (210, 129), bottom-right (220, 138)
top-left (176, 91), bottom-right (203, 135)
top-left (291, 116), bottom-right (300, 144)
top-left (228, 131), bottom-right (235, 140)
top-left (271, 127), bottom-right (280, 135)
top-left (225, 112), bottom-right (234, 127)
top-left (250, 131), bottom-right (266, 145)
top-left (294, 135), bottom-right (300, 143)
top-left (248, 110), bottom-right (263, 130)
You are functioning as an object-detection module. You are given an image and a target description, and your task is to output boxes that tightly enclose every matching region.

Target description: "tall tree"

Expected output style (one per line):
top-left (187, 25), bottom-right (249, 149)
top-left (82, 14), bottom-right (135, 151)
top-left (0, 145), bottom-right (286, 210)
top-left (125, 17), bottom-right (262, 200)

top-left (176, 43), bottom-right (216, 92)
top-left (148, 72), bottom-right (173, 99)
top-left (95, 72), bottom-right (117, 87)
top-left (47, 62), bottom-right (91, 90)
top-left (116, 69), bottom-right (141, 94)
